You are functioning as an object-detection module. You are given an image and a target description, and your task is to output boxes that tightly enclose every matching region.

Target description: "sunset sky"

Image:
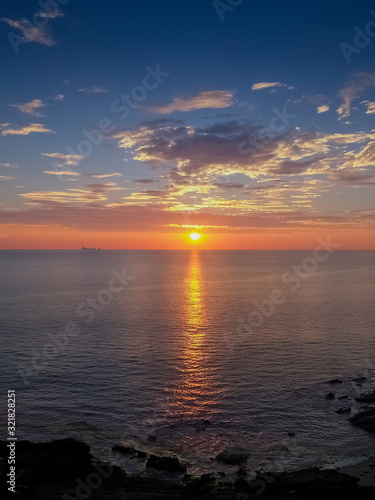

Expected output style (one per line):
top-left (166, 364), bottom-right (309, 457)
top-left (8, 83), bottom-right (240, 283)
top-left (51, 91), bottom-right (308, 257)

top-left (1, 0), bottom-right (375, 249)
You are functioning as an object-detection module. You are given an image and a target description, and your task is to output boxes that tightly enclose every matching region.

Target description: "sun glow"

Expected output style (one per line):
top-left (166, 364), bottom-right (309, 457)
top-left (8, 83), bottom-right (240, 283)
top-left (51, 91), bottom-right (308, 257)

top-left (189, 232), bottom-right (201, 241)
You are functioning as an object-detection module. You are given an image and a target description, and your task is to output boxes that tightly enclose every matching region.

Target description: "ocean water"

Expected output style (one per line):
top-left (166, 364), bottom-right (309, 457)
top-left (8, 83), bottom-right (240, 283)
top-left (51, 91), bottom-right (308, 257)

top-left (1, 250), bottom-right (375, 473)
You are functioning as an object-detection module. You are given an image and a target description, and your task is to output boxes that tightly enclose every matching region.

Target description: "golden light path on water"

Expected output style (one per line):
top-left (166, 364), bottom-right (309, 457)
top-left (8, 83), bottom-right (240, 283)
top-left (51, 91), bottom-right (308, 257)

top-left (166, 251), bottom-right (223, 421)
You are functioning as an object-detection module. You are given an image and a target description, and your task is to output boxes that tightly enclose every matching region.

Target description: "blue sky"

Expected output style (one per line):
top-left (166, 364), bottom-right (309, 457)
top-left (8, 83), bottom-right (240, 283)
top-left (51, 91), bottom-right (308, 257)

top-left (0, 0), bottom-right (375, 248)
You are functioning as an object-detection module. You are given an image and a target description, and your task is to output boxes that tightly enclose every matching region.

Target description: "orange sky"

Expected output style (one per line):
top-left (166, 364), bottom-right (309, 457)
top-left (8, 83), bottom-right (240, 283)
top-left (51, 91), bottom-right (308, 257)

top-left (1, 224), bottom-right (375, 250)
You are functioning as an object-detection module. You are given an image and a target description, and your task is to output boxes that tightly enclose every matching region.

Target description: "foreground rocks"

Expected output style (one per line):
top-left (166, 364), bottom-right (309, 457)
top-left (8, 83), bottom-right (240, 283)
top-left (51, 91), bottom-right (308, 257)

top-left (1, 438), bottom-right (375, 499)
top-left (349, 407), bottom-right (375, 433)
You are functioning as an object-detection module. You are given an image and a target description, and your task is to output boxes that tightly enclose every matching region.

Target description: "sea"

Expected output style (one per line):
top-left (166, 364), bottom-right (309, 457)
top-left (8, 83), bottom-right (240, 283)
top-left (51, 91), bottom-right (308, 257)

top-left (1, 250), bottom-right (375, 475)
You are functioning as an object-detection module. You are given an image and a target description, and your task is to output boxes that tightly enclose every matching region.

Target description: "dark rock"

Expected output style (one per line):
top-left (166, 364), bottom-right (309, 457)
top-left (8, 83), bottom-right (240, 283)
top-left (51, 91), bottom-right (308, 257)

top-left (288, 432), bottom-right (296, 437)
top-left (338, 395), bottom-right (349, 400)
top-left (146, 454), bottom-right (186, 473)
top-left (355, 391), bottom-right (375, 403)
top-left (349, 407), bottom-right (375, 433)
top-left (328, 378), bottom-right (342, 384)
top-left (112, 445), bottom-right (136, 454)
top-left (353, 377), bottom-right (367, 384)
top-left (326, 392), bottom-right (335, 400)
top-left (204, 419), bottom-right (211, 425)
top-left (112, 445), bottom-right (147, 458)
top-left (147, 434), bottom-right (157, 442)
top-left (216, 447), bottom-right (250, 464)
top-left (335, 407), bottom-right (351, 414)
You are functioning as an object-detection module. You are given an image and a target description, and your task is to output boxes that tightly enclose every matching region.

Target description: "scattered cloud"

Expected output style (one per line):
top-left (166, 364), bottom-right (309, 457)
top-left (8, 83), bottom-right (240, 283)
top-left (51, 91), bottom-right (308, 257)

top-left (317, 105), bottom-right (330, 113)
top-left (78, 86), bottom-right (108, 94)
top-left (362, 101), bottom-right (375, 115)
top-left (0, 175), bottom-right (15, 181)
top-left (145, 90), bottom-right (234, 114)
top-left (50, 94), bottom-right (64, 101)
top-left (90, 173), bottom-right (122, 178)
top-left (43, 171), bottom-right (81, 176)
top-left (0, 163), bottom-right (18, 168)
top-left (0, 123), bottom-right (54, 136)
top-left (251, 82), bottom-right (294, 91)
top-left (42, 153), bottom-right (85, 166)
top-left (38, 9), bottom-right (64, 19)
top-left (337, 72), bottom-right (375, 119)
top-left (1, 17), bottom-right (56, 46)
top-left (10, 99), bottom-right (46, 117)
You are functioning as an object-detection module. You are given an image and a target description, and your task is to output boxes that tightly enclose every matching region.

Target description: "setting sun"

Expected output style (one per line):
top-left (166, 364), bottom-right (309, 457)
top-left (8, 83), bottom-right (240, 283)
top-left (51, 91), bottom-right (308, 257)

top-left (189, 232), bottom-right (201, 241)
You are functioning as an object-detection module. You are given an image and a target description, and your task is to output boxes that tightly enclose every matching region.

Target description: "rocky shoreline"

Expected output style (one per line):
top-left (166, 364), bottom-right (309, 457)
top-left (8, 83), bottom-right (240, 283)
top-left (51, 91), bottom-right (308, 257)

top-left (1, 437), bottom-right (375, 500)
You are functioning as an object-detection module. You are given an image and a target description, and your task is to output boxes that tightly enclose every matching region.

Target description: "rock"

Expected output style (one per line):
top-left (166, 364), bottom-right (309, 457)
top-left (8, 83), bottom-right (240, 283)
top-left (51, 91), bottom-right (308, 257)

top-left (203, 419), bottom-right (211, 425)
top-left (328, 379), bottom-right (342, 385)
top-left (349, 407), bottom-right (375, 433)
top-left (326, 392), bottom-right (335, 400)
top-left (216, 447), bottom-right (250, 465)
top-left (335, 407), bottom-right (351, 414)
top-left (338, 395), bottom-right (349, 400)
top-left (112, 445), bottom-right (146, 458)
top-left (112, 445), bottom-right (136, 454)
top-left (353, 377), bottom-right (367, 384)
top-left (147, 434), bottom-right (157, 442)
top-left (146, 454), bottom-right (186, 473)
top-left (355, 391), bottom-right (375, 403)
top-left (288, 432), bottom-right (296, 437)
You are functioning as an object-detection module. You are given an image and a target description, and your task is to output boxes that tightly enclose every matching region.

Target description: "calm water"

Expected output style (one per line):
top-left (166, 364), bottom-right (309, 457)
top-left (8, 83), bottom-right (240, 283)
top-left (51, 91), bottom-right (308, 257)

top-left (1, 250), bottom-right (375, 473)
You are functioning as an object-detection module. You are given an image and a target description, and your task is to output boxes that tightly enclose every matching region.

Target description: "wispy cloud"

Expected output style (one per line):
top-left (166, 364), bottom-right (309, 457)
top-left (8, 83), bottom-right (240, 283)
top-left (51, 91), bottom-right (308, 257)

top-left (317, 105), bottom-right (330, 113)
top-left (42, 153), bottom-right (84, 166)
top-left (0, 123), bottom-right (54, 136)
top-left (90, 173), bottom-right (122, 178)
top-left (10, 99), bottom-right (46, 117)
top-left (1, 18), bottom-right (56, 46)
top-left (145, 90), bottom-right (234, 114)
top-left (78, 86), bottom-right (108, 94)
top-left (362, 101), bottom-right (375, 114)
top-left (337, 72), bottom-right (375, 119)
top-left (251, 82), bottom-right (294, 91)
top-left (0, 175), bottom-right (15, 181)
top-left (50, 94), bottom-right (64, 102)
top-left (43, 171), bottom-right (81, 176)
top-left (0, 163), bottom-right (18, 168)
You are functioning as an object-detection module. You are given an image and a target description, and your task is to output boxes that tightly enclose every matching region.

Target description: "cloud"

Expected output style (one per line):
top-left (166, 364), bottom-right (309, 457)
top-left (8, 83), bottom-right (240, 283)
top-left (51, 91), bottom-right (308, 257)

top-left (42, 153), bottom-right (85, 166)
top-left (0, 123), bottom-right (54, 136)
top-left (90, 173), bottom-right (122, 178)
top-left (0, 163), bottom-right (18, 168)
top-left (133, 178), bottom-right (156, 184)
top-left (10, 99), bottom-right (46, 116)
top-left (363, 101), bottom-right (375, 114)
top-left (43, 171), bottom-right (81, 176)
top-left (1, 17), bottom-right (56, 46)
top-left (145, 90), bottom-right (234, 114)
top-left (337, 72), bottom-right (375, 119)
top-left (251, 82), bottom-right (294, 91)
top-left (38, 9), bottom-right (64, 19)
top-left (78, 86), bottom-right (108, 94)
top-left (317, 105), bottom-right (330, 113)
top-left (0, 175), bottom-right (15, 181)
top-left (50, 94), bottom-right (64, 101)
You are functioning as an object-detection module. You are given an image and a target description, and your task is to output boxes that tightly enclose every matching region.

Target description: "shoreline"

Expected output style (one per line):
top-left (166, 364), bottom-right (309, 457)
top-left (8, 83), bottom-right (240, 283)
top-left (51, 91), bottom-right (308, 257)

top-left (1, 438), bottom-right (375, 499)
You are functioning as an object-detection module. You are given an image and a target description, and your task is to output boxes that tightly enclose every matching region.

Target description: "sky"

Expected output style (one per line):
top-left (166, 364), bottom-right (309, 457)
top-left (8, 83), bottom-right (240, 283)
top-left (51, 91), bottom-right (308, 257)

top-left (1, 0), bottom-right (375, 249)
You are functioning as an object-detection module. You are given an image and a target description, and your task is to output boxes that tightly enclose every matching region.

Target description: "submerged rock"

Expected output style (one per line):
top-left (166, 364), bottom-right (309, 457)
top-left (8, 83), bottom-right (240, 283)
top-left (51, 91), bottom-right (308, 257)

top-left (146, 454), bottom-right (186, 473)
top-left (335, 407), bottom-right (351, 414)
top-left (112, 445), bottom-right (147, 458)
top-left (326, 392), bottom-right (335, 400)
top-left (349, 407), bottom-right (375, 433)
top-left (338, 395), bottom-right (349, 400)
top-left (328, 378), bottom-right (342, 385)
top-left (216, 447), bottom-right (250, 464)
top-left (355, 391), bottom-right (375, 403)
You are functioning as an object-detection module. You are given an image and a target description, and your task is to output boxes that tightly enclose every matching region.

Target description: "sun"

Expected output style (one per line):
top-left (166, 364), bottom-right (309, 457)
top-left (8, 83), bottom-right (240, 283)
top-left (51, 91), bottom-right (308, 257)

top-left (189, 232), bottom-right (201, 241)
